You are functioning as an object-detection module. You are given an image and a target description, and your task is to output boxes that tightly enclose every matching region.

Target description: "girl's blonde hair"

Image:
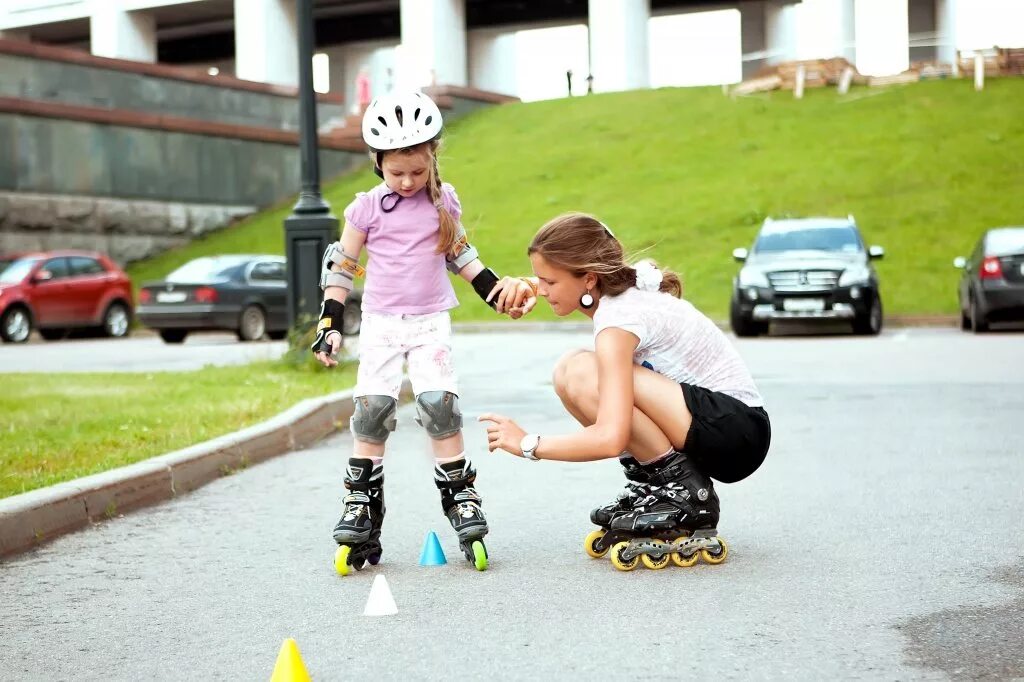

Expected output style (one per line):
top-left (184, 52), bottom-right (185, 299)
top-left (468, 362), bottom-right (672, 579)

top-left (527, 212), bottom-right (682, 298)
top-left (376, 140), bottom-right (460, 257)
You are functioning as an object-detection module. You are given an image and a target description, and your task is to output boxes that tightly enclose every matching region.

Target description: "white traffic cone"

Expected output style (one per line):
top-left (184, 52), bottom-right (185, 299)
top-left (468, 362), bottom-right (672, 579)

top-left (363, 574), bottom-right (398, 616)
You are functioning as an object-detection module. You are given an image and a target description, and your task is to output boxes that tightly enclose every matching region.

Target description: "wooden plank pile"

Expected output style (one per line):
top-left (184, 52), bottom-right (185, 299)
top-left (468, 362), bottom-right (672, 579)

top-left (734, 57), bottom-right (863, 95)
top-left (997, 47), bottom-right (1024, 75)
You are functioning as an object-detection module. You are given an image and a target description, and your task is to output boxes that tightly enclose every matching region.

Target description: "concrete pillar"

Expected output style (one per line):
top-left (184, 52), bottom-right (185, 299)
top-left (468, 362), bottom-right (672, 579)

top-left (468, 29), bottom-right (516, 96)
top-left (398, 0), bottom-right (467, 89)
top-left (89, 5), bottom-right (156, 63)
top-left (855, 0), bottom-right (909, 76)
top-left (935, 0), bottom-right (959, 66)
top-left (587, 0), bottom-right (649, 93)
top-left (233, 0), bottom-right (298, 87)
top-left (764, 0), bottom-right (798, 64)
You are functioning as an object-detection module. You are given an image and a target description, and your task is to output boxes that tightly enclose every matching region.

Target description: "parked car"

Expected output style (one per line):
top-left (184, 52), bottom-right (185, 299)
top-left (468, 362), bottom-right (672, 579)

top-left (0, 250), bottom-right (134, 343)
top-left (954, 226), bottom-right (1024, 332)
top-left (730, 217), bottom-right (885, 337)
top-left (136, 254), bottom-right (363, 344)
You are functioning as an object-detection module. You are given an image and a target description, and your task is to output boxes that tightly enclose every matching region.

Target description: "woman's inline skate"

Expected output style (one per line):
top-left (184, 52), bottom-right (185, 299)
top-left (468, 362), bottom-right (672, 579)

top-left (332, 457), bottom-right (386, 576)
top-left (583, 456), bottom-right (653, 559)
top-left (435, 459), bottom-right (489, 571)
top-left (602, 451), bottom-right (728, 571)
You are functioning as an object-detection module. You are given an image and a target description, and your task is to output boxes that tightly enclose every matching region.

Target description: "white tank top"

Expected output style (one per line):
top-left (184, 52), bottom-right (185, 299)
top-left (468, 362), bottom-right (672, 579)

top-left (592, 287), bottom-right (764, 407)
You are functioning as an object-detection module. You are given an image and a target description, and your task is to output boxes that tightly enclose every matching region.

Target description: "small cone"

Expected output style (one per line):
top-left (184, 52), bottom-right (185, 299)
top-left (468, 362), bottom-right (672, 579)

top-left (363, 574), bottom-right (398, 616)
top-left (270, 638), bottom-right (312, 682)
top-left (418, 531), bottom-right (447, 566)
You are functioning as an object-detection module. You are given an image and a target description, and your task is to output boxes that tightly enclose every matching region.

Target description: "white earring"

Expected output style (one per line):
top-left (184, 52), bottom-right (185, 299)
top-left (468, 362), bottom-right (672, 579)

top-left (580, 291), bottom-right (595, 309)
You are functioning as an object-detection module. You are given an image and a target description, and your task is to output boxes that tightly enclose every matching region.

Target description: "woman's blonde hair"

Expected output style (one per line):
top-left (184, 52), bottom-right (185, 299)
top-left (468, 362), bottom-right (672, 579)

top-left (376, 140), bottom-right (460, 257)
top-left (527, 212), bottom-right (682, 298)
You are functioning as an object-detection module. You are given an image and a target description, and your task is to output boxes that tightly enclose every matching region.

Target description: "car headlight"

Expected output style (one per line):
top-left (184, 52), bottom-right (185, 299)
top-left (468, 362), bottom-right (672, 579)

top-left (738, 269), bottom-right (769, 288)
top-left (838, 265), bottom-right (871, 287)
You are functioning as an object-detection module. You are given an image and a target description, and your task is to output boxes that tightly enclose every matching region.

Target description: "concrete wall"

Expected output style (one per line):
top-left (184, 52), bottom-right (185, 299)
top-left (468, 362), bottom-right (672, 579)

top-left (0, 113), bottom-right (360, 206)
top-left (0, 190), bottom-right (255, 265)
top-left (0, 52), bottom-right (345, 130)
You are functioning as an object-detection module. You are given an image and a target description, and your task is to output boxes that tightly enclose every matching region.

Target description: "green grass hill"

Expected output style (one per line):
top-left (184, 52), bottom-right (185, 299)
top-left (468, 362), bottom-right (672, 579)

top-left (128, 78), bottom-right (1024, 321)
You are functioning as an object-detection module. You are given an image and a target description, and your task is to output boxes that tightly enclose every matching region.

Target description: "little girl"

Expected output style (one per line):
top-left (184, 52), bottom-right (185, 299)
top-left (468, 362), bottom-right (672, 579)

top-left (481, 213), bottom-right (771, 571)
top-left (312, 91), bottom-right (530, 575)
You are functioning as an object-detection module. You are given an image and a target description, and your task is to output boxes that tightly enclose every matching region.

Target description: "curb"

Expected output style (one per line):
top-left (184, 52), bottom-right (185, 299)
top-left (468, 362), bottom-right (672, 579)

top-left (0, 379), bottom-right (413, 559)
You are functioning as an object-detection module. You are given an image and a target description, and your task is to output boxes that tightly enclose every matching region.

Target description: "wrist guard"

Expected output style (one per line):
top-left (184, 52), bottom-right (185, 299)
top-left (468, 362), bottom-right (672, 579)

top-left (471, 267), bottom-right (500, 309)
top-left (311, 299), bottom-right (345, 355)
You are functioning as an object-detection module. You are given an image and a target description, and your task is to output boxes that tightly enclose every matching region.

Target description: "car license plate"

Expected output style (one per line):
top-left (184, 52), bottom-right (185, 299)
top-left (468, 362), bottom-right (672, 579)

top-left (156, 291), bottom-right (187, 303)
top-left (783, 298), bottom-right (825, 312)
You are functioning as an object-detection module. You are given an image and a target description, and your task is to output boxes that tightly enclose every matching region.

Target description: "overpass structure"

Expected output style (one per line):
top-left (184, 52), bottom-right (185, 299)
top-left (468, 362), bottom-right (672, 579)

top-left (1, 0), bottom-right (968, 101)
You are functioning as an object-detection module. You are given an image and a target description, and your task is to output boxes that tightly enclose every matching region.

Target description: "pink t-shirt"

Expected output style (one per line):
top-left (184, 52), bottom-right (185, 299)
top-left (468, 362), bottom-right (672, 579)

top-left (344, 182), bottom-right (462, 315)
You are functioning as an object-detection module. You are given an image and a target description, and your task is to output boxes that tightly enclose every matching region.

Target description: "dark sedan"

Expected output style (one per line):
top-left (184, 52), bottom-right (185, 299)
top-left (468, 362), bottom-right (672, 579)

top-left (955, 227), bottom-right (1024, 332)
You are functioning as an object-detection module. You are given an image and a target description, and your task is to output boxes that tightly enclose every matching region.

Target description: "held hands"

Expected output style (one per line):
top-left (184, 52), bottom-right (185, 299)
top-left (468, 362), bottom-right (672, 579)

top-left (486, 277), bottom-right (537, 319)
top-left (478, 413), bottom-right (527, 456)
top-left (313, 330), bottom-right (343, 368)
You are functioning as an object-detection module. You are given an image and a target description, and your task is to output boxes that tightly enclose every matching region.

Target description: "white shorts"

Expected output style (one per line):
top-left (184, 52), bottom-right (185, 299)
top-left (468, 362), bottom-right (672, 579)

top-left (355, 311), bottom-right (458, 399)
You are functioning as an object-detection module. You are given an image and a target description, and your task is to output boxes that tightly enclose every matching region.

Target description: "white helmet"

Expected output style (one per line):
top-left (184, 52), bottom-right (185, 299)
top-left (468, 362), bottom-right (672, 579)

top-left (361, 91), bottom-right (443, 150)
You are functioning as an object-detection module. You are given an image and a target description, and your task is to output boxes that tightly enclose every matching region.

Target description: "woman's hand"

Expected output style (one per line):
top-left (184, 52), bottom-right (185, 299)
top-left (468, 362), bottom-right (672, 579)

top-left (478, 413), bottom-right (527, 456)
top-left (487, 277), bottom-right (537, 318)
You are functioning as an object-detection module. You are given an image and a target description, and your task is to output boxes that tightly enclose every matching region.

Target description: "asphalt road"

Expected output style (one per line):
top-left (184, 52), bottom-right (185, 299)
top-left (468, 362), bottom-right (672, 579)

top-left (0, 327), bottom-right (1022, 680)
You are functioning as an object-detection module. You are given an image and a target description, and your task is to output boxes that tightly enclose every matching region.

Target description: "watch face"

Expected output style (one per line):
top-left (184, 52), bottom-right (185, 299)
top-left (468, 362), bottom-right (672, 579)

top-left (521, 434), bottom-right (539, 453)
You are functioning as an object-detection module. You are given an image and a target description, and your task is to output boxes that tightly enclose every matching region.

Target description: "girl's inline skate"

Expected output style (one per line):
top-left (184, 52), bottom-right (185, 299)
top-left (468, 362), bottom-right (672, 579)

top-left (332, 457), bottom-right (385, 576)
top-left (435, 459), bottom-right (489, 571)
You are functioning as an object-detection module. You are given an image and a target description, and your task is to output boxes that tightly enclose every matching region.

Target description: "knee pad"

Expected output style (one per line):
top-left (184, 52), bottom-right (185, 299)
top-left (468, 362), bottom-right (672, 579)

top-left (350, 395), bottom-right (397, 444)
top-left (414, 391), bottom-right (462, 440)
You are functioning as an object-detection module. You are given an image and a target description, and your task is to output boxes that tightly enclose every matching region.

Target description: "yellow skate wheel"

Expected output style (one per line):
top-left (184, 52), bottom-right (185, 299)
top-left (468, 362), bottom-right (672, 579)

top-left (671, 536), bottom-right (700, 568)
top-left (640, 542), bottom-right (671, 570)
top-left (700, 537), bottom-right (728, 565)
top-left (584, 529), bottom-right (609, 559)
top-left (334, 545), bottom-right (352, 576)
top-left (471, 540), bottom-right (488, 571)
top-left (609, 541), bottom-right (639, 572)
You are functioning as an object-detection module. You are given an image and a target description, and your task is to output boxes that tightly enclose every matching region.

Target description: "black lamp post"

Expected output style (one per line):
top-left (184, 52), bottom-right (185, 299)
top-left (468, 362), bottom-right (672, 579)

top-left (284, 0), bottom-right (339, 328)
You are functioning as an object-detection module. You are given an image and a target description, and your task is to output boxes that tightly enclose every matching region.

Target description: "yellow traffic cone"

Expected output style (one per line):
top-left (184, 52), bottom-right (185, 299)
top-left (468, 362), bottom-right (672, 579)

top-left (270, 638), bottom-right (312, 682)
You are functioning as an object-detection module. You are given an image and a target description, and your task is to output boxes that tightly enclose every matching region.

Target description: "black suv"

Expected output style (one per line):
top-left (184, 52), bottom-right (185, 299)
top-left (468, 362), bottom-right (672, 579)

top-left (730, 217), bottom-right (885, 337)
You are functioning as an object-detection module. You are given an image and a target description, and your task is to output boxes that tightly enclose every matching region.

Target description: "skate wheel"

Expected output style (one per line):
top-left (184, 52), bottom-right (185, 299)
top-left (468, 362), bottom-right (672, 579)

top-left (700, 537), bottom-right (728, 565)
top-left (640, 542), bottom-right (671, 570)
top-left (334, 545), bottom-right (352, 576)
top-left (609, 541), bottom-right (639, 572)
top-left (471, 540), bottom-right (488, 571)
top-left (367, 551), bottom-right (382, 566)
top-left (584, 529), bottom-right (609, 559)
top-left (353, 557), bottom-right (366, 571)
top-left (671, 536), bottom-right (699, 568)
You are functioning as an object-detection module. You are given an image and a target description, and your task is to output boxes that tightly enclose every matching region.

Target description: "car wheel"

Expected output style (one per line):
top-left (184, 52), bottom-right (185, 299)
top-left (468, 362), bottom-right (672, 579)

top-left (39, 328), bottom-right (68, 341)
top-left (103, 302), bottom-right (131, 338)
top-left (960, 305), bottom-right (972, 331)
top-left (237, 305), bottom-right (266, 341)
top-left (343, 299), bottom-right (362, 336)
top-left (0, 306), bottom-right (33, 343)
top-left (267, 330), bottom-right (287, 341)
top-left (969, 295), bottom-right (989, 333)
top-left (159, 329), bottom-right (188, 344)
top-left (854, 294), bottom-right (883, 336)
top-left (730, 301), bottom-right (765, 337)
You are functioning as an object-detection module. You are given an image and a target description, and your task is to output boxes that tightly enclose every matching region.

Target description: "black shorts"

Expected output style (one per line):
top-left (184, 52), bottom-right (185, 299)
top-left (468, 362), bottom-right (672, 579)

top-left (680, 383), bottom-right (771, 484)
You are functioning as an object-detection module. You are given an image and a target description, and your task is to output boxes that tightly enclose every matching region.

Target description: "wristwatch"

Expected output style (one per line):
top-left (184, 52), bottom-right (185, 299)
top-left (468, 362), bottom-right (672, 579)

top-left (520, 434), bottom-right (541, 461)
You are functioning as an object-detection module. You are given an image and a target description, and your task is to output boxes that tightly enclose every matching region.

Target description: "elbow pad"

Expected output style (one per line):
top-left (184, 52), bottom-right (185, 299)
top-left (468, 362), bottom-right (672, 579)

top-left (445, 234), bottom-right (480, 274)
top-left (320, 242), bottom-right (365, 291)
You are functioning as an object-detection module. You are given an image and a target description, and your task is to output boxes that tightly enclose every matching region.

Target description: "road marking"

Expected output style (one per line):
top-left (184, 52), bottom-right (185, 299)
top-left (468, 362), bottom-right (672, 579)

top-left (892, 330), bottom-right (910, 342)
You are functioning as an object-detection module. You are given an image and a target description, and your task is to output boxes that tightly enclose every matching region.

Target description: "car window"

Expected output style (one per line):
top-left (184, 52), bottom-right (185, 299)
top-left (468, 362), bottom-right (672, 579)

top-left (250, 261), bottom-right (286, 282)
top-left (69, 256), bottom-right (106, 276)
top-left (754, 225), bottom-right (863, 253)
top-left (0, 258), bottom-right (39, 284)
top-left (986, 228), bottom-right (1024, 257)
top-left (167, 256), bottom-right (251, 283)
top-left (41, 258), bottom-right (71, 280)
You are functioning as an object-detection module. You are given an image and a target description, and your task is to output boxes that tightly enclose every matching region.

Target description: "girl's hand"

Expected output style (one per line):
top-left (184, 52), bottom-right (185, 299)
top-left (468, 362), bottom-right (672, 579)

top-left (487, 277), bottom-right (537, 317)
top-left (313, 331), bottom-right (342, 368)
top-left (478, 413), bottom-right (527, 456)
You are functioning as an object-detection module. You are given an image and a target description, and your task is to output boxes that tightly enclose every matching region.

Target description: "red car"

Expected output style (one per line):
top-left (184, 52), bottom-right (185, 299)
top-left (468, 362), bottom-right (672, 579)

top-left (0, 250), bottom-right (134, 343)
